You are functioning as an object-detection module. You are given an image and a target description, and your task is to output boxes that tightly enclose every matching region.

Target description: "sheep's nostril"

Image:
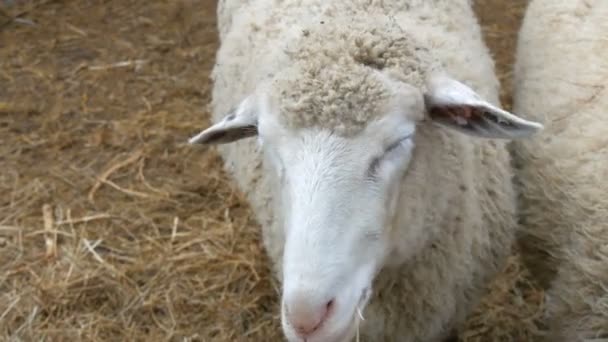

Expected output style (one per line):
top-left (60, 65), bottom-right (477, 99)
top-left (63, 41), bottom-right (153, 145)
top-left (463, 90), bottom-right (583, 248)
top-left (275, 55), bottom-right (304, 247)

top-left (323, 299), bottom-right (334, 320)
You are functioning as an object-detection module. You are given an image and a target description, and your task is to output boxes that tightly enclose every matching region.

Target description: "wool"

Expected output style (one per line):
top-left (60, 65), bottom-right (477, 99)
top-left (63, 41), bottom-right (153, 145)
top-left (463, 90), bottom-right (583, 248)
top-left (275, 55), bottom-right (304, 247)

top-left (512, 0), bottom-right (608, 340)
top-left (273, 16), bottom-right (437, 136)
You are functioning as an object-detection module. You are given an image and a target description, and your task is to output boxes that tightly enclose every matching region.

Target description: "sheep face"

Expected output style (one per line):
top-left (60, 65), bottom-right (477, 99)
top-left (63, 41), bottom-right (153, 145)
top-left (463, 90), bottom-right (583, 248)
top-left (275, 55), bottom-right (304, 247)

top-left (188, 72), bottom-right (543, 342)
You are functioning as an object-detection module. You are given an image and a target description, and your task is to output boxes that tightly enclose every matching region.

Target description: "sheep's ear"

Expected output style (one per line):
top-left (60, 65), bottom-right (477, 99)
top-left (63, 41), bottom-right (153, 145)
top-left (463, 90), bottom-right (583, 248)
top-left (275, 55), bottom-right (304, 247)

top-left (423, 73), bottom-right (543, 139)
top-left (188, 97), bottom-right (258, 145)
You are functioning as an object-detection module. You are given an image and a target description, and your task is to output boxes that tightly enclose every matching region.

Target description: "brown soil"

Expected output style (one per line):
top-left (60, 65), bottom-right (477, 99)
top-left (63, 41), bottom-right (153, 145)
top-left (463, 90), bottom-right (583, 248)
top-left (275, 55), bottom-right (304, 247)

top-left (0, 0), bottom-right (545, 341)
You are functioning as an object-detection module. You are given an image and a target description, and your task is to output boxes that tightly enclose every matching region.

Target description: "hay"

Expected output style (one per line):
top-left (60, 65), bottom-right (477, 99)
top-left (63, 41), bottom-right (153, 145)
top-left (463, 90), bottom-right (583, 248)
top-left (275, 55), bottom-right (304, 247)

top-left (0, 0), bottom-right (544, 341)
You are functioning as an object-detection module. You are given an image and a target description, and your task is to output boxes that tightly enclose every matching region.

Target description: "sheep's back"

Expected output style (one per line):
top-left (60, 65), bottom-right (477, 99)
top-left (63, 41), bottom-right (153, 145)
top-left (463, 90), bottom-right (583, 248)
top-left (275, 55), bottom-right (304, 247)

top-left (512, 0), bottom-right (608, 339)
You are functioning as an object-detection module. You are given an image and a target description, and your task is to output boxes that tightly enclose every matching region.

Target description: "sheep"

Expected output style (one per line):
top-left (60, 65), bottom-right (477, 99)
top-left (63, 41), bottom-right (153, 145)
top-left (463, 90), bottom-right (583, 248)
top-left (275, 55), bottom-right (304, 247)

top-left (511, 0), bottom-right (608, 340)
top-left (188, 1), bottom-right (543, 341)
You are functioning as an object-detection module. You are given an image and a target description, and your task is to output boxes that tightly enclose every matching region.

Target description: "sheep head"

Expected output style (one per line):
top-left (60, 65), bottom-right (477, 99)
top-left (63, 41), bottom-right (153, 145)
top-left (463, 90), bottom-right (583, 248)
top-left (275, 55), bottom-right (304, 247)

top-left (188, 70), bottom-right (543, 342)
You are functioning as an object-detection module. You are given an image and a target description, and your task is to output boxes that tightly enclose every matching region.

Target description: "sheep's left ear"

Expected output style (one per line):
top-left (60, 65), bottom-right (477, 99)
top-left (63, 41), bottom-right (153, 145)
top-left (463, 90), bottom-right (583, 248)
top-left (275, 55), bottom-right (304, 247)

top-left (423, 73), bottom-right (543, 139)
top-left (188, 96), bottom-right (258, 145)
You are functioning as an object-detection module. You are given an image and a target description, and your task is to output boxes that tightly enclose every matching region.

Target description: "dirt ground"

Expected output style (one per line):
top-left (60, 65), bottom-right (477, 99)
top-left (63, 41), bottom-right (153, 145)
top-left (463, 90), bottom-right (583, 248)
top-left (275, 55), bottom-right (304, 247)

top-left (0, 0), bottom-right (545, 341)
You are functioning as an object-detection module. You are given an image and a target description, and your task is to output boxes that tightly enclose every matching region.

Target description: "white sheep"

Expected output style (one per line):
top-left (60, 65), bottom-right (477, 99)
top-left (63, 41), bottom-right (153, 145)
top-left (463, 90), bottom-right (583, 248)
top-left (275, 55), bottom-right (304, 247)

top-left (512, 0), bottom-right (608, 340)
top-left (189, 1), bottom-right (543, 341)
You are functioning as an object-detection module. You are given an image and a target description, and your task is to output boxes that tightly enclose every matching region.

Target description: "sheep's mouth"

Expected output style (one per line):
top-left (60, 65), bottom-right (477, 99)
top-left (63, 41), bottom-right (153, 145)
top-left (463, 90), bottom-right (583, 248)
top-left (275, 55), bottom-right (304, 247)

top-left (336, 287), bottom-right (373, 342)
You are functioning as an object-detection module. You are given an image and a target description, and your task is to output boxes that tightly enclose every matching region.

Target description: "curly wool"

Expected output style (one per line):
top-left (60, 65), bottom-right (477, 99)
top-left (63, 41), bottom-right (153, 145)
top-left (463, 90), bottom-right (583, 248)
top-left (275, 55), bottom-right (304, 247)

top-left (512, 0), bottom-right (608, 340)
top-left (274, 17), bottom-right (436, 136)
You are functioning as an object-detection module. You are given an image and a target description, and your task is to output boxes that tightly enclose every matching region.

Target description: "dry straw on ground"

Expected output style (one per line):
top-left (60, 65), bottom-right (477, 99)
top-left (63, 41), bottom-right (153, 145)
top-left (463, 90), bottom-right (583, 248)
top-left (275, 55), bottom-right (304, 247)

top-left (1, 0), bottom-right (545, 341)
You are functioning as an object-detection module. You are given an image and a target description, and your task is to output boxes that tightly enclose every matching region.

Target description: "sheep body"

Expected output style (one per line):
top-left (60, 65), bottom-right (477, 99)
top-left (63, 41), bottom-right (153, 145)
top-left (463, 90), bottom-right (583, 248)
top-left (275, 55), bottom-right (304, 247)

top-left (512, 0), bottom-right (608, 340)
top-left (209, 0), bottom-right (525, 340)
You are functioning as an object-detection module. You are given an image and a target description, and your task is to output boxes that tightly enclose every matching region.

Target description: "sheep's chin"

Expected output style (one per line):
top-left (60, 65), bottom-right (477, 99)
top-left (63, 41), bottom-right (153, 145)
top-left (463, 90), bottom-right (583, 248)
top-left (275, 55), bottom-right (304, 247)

top-left (284, 288), bottom-right (373, 342)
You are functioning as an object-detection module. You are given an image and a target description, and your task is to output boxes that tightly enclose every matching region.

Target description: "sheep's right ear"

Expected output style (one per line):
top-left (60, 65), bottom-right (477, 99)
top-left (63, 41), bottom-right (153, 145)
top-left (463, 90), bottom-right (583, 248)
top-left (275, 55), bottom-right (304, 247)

top-left (188, 97), bottom-right (258, 145)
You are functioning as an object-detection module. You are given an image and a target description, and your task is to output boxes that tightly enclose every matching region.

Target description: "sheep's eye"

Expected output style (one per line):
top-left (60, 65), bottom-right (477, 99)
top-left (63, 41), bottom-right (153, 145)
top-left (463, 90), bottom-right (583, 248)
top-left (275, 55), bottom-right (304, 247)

top-left (384, 137), bottom-right (408, 154)
top-left (366, 135), bottom-right (412, 178)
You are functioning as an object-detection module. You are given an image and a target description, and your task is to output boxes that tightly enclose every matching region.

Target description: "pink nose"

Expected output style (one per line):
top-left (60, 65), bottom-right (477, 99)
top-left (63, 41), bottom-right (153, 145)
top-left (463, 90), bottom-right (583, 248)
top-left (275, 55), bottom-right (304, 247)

top-left (285, 296), bottom-right (335, 337)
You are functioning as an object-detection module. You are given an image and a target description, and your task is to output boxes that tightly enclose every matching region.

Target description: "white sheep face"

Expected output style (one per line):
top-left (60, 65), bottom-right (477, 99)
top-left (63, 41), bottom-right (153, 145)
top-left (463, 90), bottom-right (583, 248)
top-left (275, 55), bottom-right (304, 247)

top-left (267, 127), bottom-right (414, 342)
top-left (188, 72), bottom-right (543, 342)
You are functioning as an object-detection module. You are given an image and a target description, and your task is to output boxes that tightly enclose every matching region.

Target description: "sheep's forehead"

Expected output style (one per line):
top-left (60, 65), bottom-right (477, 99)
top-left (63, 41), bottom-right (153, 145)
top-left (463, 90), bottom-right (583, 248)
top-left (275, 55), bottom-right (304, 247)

top-left (273, 65), bottom-right (392, 137)
top-left (271, 21), bottom-right (433, 137)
